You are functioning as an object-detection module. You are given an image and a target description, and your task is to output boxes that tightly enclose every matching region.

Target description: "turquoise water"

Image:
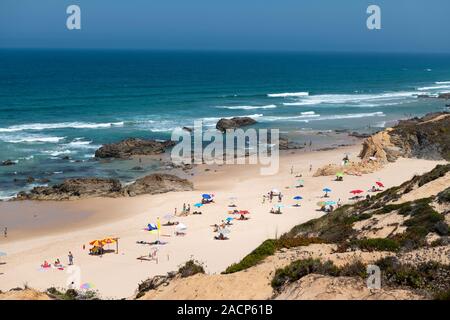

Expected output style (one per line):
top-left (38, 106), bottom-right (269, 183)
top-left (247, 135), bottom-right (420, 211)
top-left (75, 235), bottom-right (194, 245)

top-left (1, 50), bottom-right (449, 198)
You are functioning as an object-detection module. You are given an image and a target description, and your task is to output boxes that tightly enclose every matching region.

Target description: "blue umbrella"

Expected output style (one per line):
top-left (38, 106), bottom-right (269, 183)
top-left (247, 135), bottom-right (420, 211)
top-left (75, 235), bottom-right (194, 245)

top-left (194, 203), bottom-right (203, 208)
top-left (225, 217), bottom-right (234, 221)
top-left (323, 188), bottom-right (332, 193)
top-left (202, 194), bottom-right (211, 199)
top-left (293, 196), bottom-right (303, 200)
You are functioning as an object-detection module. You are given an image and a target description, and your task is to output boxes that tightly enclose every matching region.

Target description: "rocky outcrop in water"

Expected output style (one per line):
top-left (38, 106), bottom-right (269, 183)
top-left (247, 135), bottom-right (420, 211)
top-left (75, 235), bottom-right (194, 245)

top-left (15, 178), bottom-right (123, 200)
top-left (14, 174), bottom-right (193, 201)
top-left (94, 138), bottom-right (175, 159)
top-left (216, 117), bottom-right (257, 132)
top-left (1, 159), bottom-right (16, 166)
top-left (438, 93), bottom-right (450, 99)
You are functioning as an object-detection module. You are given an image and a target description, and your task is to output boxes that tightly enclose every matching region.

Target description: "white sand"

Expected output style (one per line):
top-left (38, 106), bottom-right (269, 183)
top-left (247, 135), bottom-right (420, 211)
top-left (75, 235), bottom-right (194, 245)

top-left (0, 144), bottom-right (444, 298)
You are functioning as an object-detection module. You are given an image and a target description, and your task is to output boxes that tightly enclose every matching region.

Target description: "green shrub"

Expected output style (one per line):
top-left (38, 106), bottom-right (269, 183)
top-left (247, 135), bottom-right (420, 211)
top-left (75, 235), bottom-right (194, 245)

top-left (178, 259), bottom-right (205, 278)
top-left (352, 238), bottom-right (400, 252)
top-left (437, 187), bottom-right (450, 203)
top-left (223, 239), bottom-right (277, 274)
top-left (271, 258), bottom-right (339, 290)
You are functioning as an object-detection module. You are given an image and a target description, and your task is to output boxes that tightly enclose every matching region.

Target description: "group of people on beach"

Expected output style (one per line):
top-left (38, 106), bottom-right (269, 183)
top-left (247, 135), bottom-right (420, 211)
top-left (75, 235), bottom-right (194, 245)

top-left (40, 252), bottom-right (73, 269)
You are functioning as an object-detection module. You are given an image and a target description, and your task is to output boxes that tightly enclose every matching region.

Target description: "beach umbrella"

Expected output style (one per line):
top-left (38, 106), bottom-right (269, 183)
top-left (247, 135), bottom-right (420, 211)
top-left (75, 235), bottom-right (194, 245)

top-left (237, 210), bottom-right (250, 215)
top-left (80, 283), bottom-right (94, 290)
top-left (102, 237), bottom-right (116, 244)
top-left (175, 223), bottom-right (187, 231)
top-left (0, 252), bottom-right (6, 257)
top-left (323, 188), bottom-right (332, 193)
top-left (271, 188), bottom-right (280, 193)
top-left (147, 223), bottom-right (158, 231)
top-left (89, 240), bottom-right (104, 247)
top-left (325, 201), bottom-right (337, 206)
top-left (202, 194), bottom-right (212, 199)
top-left (350, 189), bottom-right (364, 194)
top-left (336, 172), bottom-right (344, 177)
top-left (194, 203), bottom-right (203, 208)
top-left (225, 217), bottom-right (234, 222)
top-left (376, 181), bottom-right (384, 188)
top-left (293, 196), bottom-right (303, 200)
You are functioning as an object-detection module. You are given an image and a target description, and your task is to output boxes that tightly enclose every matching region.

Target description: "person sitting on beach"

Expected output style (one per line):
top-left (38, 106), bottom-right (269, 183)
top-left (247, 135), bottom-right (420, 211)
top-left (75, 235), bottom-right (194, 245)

top-left (238, 214), bottom-right (248, 221)
top-left (54, 258), bottom-right (61, 266)
top-left (270, 208), bottom-right (275, 214)
top-left (41, 260), bottom-right (51, 268)
top-left (214, 233), bottom-right (228, 240)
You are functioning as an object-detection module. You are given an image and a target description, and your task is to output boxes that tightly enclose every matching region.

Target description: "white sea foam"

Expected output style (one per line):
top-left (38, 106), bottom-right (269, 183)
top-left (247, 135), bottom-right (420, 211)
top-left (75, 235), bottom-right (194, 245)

top-left (417, 85), bottom-right (450, 91)
top-left (267, 92), bottom-right (309, 98)
top-left (1, 135), bottom-right (65, 143)
top-left (436, 81), bottom-right (450, 84)
top-left (261, 112), bottom-right (384, 123)
top-left (216, 104), bottom-right (277, 110)
top-left (0, 121), bottom-right (124, 133)
top-left (282, 92), bottom-right (417, 107)
top-left (43, 150), bottom-right (74, 156)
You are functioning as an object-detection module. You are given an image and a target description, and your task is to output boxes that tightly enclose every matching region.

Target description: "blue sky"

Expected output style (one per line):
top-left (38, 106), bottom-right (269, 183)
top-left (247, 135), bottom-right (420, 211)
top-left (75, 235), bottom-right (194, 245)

top-left (1, 0), bottom-right (449, 52)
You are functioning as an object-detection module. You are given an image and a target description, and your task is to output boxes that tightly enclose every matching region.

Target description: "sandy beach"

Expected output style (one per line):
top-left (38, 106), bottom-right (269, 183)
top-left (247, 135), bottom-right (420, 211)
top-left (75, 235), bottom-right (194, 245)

top-left (0, 144), bottom-right (445, 298)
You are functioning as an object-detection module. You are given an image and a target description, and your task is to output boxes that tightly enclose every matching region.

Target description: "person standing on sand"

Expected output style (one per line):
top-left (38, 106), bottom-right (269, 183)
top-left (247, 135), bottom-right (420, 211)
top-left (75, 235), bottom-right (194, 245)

top-left (290, 166), bottom-right (294, 174)
top-left (309, 164), bottom-right (312, 172)
top-left (174, 208), bottom-right (177, 216)
top-left (262, 195), bottom-right (266, 204)
top-left (68, 251), bottom-right (74, 265)
top-left (4, 227), bottom-right (7, 238)
top-left (187, 204), bottom-right (190, 214)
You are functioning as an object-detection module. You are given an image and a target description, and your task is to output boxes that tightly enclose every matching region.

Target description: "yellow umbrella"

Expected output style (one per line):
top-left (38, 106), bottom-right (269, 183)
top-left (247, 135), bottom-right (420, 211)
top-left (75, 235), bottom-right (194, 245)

top-left (102, 237), bottom-right (116, 244)
top-left (89, 240), bottom-right (104, 247)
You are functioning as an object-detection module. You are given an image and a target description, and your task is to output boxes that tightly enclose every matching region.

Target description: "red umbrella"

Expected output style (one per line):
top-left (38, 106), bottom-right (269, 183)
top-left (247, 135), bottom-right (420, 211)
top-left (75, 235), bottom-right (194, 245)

top-left (350, 189), bottom-right (364, 194)
top-left (237, 210), bottom-right (250, 215)
top-left (376, 181), bottom-right (384, 188)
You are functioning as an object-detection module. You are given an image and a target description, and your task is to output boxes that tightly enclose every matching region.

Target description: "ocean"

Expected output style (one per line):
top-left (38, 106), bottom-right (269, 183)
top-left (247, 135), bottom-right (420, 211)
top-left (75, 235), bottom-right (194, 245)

top-left (1, 50), bottom-right (449, 199)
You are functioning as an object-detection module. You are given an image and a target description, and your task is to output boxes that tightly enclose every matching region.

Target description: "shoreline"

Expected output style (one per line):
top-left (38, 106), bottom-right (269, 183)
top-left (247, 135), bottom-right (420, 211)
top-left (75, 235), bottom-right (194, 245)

top-left (0, 142), bottom-right (446, 298)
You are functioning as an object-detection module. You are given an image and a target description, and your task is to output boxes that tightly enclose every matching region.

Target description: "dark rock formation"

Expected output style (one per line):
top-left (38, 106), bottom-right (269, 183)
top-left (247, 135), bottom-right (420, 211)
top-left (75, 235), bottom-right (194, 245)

top-left (216, 117), bottom-right (257, 132)
top-left (15, 178), bottom-right (123, 201)
top-left (124, 173), bottom-right (193, 197)
top-left (14, 173), bottom-right (193, 201)
top-left (278, 137), bottom-right (303, 150)
top-left (438, 93), bottom-right (450, 99)
top-left (1, 159), bottom-right (16, 166)
top-left (95, 138), bottom-right (175, 159)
